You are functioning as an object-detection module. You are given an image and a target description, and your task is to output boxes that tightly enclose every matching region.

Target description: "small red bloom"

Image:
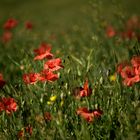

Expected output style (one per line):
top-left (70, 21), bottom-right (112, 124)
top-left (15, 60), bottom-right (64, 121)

top-left (40, 70), bottom-right (58, 82)
top-left (34, 43), bottom-right (53, 60)
top-left (3, 18), bottom-right (18, 30)
top-left (77, 107), bottom-right (103, 123)
top-left (80, 80), bottom-right (92, 97)
top-left (23, 73), bottom-right (41, 84)
top-left (120, 66), bottom-right (134, 79)
top-left (0, 97), bottom-right (18, 114)
top-left (74, 80), bottom-right (92, 98)
top-left (121, 30), bottom-right (136, 40)
top-left (44, 112), bottom-right (52, 121)
top-left (121, 66), bottom-right (140, 86)
top-left (44, 58), bottom-right (64, 71)
top-left (77, 107), bottom-right (94, 122)
top-left (117, 58), bottom-right (140, 86)
top-left (25, 125), bottom-right (33, 136)
top-left (25, 21), bottom-right (33, 30)
top-left (17, 129), bottom-right (24, 138)
top-left (106, 26), bottom-right (116, 38)
top-left (0, 73), bottom-right (6, 88)
top-left (1, 31), bottom-right (12, 43)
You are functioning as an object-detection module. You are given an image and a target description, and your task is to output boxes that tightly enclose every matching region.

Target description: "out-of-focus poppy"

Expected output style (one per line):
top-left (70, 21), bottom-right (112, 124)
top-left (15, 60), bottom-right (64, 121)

top-left (44, 58), bottom-right (64, 71)
top-left (34, 43), bottom-right (53, 60)
top-left (73, 80), bottom-right (92, 99)
top-left (23, 73), bottom-right (41, 84)
top-left (25, 125), bottom-right (33, 136)
top-left (0, 97), bottom-right (18, 114)
top-left (117, 56), bottom-right (140, 86)
top-left (1, 31), bottom-right (12, 43)
top-left (25, 21), bottom-right (33, 30)
top-left (106, 26), bottom-right (116, 38)
top-left (3, 18), bottom-right (18, 30)
top-left (44, 112), bottom-right (52, 121)
top-left (77, 107), bottom-right (103, 123)
top-left (39, 70), bottom-right (58, 82)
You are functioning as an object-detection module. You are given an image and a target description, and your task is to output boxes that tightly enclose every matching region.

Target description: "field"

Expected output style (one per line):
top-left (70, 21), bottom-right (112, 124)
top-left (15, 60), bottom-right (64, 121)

top-left (0, 0), bottom-right (140, 139)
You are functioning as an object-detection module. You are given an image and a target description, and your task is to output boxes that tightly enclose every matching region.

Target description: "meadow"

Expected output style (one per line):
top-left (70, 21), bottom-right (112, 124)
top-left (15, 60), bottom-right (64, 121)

top-left (0, 0), bottom-right (140, 139)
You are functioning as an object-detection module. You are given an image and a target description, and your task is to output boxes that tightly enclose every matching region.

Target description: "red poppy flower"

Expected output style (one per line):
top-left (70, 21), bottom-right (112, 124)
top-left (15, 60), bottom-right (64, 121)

top-left (34, 43), bottom-right (53, 60)
top-left (17, 129), bottom-right (24, 138)
top-left (25, 125), bottom-right (33, 136)
top-left (0, 73), bottom-right (6, 88)
top-left (80, 80), bottom-right (92, 97)
top-left (0, 97), bottom-right (18, 114)
top-left (106, 26), bottom-right (116, 38)
top-left (44, 58), bottom-right (64, 71)
top-left (77, 107), bottom-right (94, 122)
top-left (3, 18), bottom-right (18, 30)
top-left (44, 112), bottom-right (52, 121)
top-left (39, 70), bottom-right (58, 82)
top-left (1, 31), bottom-right (12, 43)
top-left (74, 80), bottom-right (92, 98)
top-left (23, 73), bottom-right (41, 84)
top-left (117, 63), bottom-right (140, 86)
top-left (121, 66), bottom-right (139, 86)
top-left (77, 107), bottom-right (103, 123)
top-left (25, 21), bottom-right (33, 30)
top-left (120, 66), bottom-right (134, 79)
top-left (121, 30), bottom-right (136, 40)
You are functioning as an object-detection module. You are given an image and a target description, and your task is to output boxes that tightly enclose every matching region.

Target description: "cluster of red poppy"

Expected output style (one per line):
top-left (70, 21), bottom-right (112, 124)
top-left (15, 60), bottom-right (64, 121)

top-left (117, 56), bottom-right (140, 86)
top-left (23, 43), bottom-right (64, 84)
top-left (0, 18), bottom-right (33, 43)
top-left (0, 97), bottom-right (17, 114)
top-left (74, 80), bottom-right (103, 123)
top-left (106, 15), bottom-right (140, 41)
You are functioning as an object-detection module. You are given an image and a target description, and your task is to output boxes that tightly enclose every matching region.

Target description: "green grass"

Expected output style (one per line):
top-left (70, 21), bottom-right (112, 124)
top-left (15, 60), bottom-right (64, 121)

top-left (0, 0), bottom-right (140, 139)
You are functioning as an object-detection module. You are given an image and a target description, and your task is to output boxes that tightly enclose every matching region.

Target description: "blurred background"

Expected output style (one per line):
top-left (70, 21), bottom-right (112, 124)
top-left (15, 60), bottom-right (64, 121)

top-left (0, 0), bottom-right (140, 32)
top-left (0, 0), bottom-right (140, 81)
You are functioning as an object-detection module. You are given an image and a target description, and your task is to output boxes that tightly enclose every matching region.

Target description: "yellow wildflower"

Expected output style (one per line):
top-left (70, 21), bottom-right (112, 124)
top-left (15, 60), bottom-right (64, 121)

top-left (109, 73), bottom-right (116, 82)
top-left (47, 101), bottom-right (53, 105)
top-left (50, 95), bottom-right (57, 102)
